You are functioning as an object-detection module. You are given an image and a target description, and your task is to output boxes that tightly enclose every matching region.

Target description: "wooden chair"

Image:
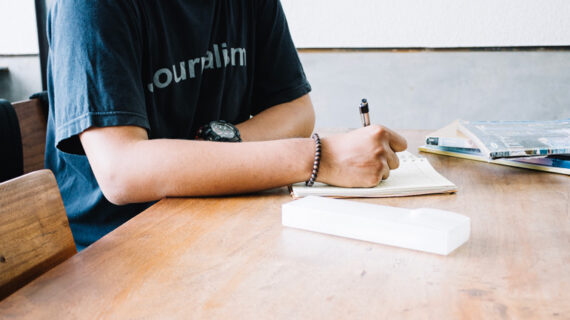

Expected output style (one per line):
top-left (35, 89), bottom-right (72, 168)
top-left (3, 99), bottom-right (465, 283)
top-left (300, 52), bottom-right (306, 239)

top-left (13, 94), bottom-right (49, 174)
top-left (0, 169), bottom-right (76, 301)
top-left (0, 94), bottom-right (48, 183)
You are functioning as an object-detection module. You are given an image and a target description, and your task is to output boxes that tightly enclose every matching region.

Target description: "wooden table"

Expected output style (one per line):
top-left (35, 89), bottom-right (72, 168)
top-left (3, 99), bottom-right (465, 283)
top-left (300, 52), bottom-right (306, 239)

top-left (1, 131), bottom-right (568, 319)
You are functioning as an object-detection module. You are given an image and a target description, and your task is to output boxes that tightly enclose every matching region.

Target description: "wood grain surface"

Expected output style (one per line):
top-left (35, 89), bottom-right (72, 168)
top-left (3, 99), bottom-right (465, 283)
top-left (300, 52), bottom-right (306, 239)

top-left (0, 170), bottom-right (76, 301)
top-left (12, 99), bottom-right (47, 174)
top-left (0, 131), bottom-right (568, 319)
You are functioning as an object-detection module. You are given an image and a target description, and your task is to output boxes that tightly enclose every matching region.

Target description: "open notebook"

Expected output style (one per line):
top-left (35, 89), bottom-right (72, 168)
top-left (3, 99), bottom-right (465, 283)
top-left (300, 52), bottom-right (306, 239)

top-left (290, 151), bottom-right (457, 198)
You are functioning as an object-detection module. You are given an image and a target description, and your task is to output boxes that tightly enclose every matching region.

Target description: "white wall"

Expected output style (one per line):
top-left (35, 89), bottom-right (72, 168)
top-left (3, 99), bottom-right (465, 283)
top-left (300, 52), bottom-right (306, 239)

top-left (0, 0), bottom-right (38, 54)
top-left (2, 0), bottom-right (569, 53)
top-left (0, 0), bottom-right (41, 101)
top-left (3, 0), bottom-right (570, 52)
top-left (300, 51), bottom-right (570, 129)
top-left (0, 56), bottom-right (42, 101)
top-left (281, 0), bottom-right (570, 48)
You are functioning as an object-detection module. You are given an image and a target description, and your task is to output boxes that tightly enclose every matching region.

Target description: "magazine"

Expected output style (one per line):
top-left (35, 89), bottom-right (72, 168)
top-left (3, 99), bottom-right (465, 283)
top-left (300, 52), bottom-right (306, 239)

top-left (419, 145), bottom-right (570, 176)
top-left (457, 119), bottom-right (570, 159)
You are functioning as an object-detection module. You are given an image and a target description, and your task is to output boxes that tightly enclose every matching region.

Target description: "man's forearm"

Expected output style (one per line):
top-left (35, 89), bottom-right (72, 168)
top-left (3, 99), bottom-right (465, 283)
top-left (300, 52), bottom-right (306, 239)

top-left (81, 94), bottom-right (316, 205)
top-left (81, 126), bottom-right (315, 205)
top-left (236, 94), bottom-right (315, 141)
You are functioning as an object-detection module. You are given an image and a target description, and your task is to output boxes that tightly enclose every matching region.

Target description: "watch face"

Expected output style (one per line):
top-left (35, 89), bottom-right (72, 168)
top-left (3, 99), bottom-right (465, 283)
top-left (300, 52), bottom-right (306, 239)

top-left (211, 122), bottom-right (236, 139)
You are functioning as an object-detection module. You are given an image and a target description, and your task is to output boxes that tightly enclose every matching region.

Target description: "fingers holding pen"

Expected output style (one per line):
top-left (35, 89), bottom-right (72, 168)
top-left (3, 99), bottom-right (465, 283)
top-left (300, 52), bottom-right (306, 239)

top-left (369, 124), bottom-right (407, 152)
top-left (366, 125), bottom-right (407, 168)
top-left (317, 125), bottom-right (407, 187)
top-left (317, 97), bottom-right (408, 187)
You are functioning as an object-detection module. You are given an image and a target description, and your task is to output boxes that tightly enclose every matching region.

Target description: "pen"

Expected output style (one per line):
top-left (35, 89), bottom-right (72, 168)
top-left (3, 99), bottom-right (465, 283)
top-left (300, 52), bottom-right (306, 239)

top-left (359, 98), bottom-right (370, 127)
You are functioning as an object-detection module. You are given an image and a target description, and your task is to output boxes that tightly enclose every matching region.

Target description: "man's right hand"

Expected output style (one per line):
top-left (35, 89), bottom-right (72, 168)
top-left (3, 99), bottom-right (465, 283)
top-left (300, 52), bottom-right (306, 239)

top-left (317, 125), bottom-right (408, 187)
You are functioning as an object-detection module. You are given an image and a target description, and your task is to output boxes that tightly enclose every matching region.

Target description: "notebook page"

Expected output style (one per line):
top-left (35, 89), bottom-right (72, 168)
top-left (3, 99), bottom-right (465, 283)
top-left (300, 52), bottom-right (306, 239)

top-left (291, 151), bottom-right (457, 198)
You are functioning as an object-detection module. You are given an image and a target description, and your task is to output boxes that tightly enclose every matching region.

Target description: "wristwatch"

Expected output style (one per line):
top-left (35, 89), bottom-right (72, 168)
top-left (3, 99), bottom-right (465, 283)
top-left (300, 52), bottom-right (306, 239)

top-left (195, 120), bottom-right (242, 142)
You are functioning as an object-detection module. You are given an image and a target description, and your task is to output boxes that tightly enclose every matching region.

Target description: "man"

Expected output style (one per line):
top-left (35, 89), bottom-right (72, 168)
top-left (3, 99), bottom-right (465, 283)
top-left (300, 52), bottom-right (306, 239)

top-left (46, 0), bottom-right (407, 250)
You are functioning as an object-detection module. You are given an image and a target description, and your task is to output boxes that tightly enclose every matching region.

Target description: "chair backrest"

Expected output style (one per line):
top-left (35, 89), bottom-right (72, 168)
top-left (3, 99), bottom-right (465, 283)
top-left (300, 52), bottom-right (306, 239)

top-left (12, 96), bottom-right (48, 174)
top-left (0, 169), bottom-right (76, 301)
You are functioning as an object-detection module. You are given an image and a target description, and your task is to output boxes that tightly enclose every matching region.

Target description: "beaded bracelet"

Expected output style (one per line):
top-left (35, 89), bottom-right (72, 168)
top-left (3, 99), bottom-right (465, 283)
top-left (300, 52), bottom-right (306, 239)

top-left (305, 133), bottom-right (321, 187)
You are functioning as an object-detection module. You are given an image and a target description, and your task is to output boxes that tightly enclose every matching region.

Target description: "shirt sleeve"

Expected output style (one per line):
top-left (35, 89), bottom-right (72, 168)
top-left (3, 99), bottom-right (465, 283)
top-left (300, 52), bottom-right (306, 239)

top-left (48, 0), bottom-right (149, 154)
top-left (251, 0), bottom-right (312, 114)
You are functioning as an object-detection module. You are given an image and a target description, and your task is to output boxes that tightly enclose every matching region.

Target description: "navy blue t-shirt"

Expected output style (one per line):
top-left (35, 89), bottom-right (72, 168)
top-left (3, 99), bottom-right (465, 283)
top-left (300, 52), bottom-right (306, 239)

top-left (46, 0), bottom-right (311, 250)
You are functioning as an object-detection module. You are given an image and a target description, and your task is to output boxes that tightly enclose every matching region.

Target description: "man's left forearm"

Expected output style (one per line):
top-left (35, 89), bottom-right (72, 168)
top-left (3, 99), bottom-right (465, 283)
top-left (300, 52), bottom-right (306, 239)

top-left (236, 94), bottom-right (315, 141)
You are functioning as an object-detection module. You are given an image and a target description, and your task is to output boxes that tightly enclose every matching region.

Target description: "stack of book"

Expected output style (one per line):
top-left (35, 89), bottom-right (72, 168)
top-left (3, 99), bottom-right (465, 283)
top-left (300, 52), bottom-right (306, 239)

top-left (419, 119), bottom-right (570, 175)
